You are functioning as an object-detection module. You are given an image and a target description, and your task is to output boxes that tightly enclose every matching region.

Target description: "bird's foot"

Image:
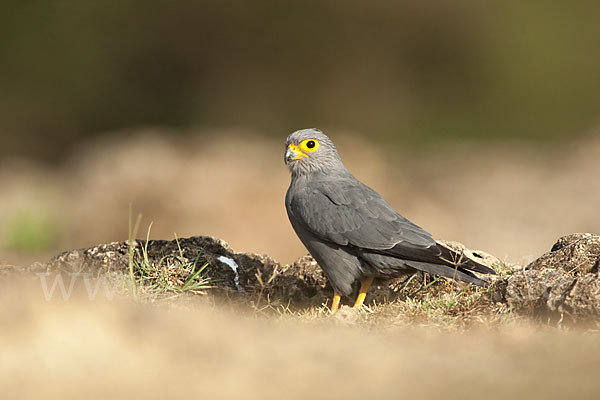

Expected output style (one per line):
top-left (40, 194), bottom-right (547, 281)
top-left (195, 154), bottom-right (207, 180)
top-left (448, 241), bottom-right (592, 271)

top-left (353, 276), bottom-right (374, 309)
top-left (329, 292), bottom-right (342, 314)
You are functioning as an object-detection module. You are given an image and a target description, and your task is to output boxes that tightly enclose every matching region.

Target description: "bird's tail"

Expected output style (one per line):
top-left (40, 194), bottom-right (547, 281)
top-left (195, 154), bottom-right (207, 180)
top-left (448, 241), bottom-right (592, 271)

top-left (404, 260), bottom-right (490, 287)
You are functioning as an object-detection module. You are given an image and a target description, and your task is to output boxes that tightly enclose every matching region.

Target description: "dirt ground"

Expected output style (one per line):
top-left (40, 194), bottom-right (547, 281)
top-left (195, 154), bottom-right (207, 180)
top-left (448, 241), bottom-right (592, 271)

top-left (1, 277), bottom-right (599, 400)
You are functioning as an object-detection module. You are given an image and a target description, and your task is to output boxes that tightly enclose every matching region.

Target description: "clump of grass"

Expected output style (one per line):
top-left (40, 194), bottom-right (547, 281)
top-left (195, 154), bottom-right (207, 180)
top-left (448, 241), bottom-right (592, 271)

top-left (253, 267), bottom-right (517, 331)
top-left (126, 206), bottom-right (212, 302)
top-left (355, 273), bottom-right (517, 330)
top-left (250, 265), bottom-right (281, 311)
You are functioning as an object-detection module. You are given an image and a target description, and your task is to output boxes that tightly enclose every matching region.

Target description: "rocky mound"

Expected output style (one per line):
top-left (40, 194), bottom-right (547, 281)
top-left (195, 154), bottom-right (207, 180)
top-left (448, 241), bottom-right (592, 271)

top-left (505, 233), bottom-right (600, 323)
top-left (44, 236), bottom-right (329, 307)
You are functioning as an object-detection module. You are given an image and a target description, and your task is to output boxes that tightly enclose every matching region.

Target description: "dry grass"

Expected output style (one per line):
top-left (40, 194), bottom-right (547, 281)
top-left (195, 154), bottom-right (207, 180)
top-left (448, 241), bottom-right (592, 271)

top-left (255, 280), bottom-right (515, 332)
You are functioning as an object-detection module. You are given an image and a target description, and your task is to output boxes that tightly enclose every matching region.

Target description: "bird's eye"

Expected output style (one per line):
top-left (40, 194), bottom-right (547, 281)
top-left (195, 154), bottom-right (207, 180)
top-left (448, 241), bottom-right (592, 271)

top-left (300, 139), bottom-right (319, 153)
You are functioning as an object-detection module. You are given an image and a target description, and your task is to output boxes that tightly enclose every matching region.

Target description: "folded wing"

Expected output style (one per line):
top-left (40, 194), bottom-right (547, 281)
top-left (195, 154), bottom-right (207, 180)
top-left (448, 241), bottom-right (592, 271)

top-left (290, 179), bottom-right (495, 277)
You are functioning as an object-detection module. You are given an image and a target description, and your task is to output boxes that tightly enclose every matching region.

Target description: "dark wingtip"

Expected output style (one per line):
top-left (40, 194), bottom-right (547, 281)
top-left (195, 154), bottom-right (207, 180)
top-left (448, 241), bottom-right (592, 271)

top-left (472, 277), bottom-right (490, 288)
top-left (457, 268), bottom-right (491, 287)
top-left (465, 261), bottom-right (497, 275)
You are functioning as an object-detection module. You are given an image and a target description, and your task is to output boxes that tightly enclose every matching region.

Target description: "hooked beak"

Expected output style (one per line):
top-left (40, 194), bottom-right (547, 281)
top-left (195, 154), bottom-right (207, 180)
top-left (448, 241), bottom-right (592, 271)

top-left (284, 144), bottom-right (307, 164)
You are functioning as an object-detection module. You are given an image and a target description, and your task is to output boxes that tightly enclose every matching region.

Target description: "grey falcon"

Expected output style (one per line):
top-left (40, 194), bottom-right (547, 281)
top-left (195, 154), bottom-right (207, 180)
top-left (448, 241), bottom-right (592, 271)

top-left (284, 128), bottom-right (495, 313)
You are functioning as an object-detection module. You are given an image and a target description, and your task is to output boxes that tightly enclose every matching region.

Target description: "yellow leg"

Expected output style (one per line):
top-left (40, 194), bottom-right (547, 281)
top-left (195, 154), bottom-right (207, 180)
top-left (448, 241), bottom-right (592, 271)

top-left (330, 293), bottom-right (342, 314)
top-left (353, 277), bottom-right (374, 309)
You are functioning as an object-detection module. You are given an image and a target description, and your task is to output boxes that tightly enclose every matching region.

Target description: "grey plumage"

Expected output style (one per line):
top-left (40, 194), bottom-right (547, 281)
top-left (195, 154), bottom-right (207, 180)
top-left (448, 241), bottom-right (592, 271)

top-left (284, 128), bottom-right (495, 299)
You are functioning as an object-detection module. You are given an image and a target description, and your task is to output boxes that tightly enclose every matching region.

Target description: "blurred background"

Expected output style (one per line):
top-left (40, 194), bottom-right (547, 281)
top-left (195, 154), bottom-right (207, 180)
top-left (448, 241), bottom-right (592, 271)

top-left (1, 0), bottom-right (599, 267)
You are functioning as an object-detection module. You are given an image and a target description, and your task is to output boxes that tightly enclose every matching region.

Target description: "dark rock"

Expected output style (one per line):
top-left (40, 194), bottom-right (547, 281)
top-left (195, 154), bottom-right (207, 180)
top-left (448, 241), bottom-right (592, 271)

top-left (40, 235), bottom-right (329, 307)
top-left (47, 241), bottom-right (131, 274)
top-left (505, 233), bottom-right (600, 323)
top-left (529, 233), bottom-right (600, 274)
top-left (44, 236), bottom-right (279, 297)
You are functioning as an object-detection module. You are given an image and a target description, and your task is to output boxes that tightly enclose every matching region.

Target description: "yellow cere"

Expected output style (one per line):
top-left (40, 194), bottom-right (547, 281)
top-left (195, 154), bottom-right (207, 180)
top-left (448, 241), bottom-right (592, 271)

top-left (287, 143), bottom-right (308, 160)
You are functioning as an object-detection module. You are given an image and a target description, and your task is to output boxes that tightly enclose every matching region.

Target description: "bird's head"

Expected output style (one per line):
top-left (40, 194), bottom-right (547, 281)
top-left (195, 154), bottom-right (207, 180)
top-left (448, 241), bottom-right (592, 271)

top-left (284, 128), bottom-right (343, 176)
